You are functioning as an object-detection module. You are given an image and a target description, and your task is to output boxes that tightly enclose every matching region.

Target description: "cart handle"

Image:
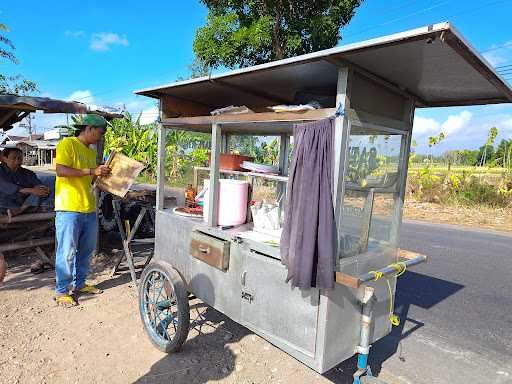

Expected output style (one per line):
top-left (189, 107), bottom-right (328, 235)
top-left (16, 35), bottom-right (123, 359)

top-left (335, 249), bottom-right (427, 289)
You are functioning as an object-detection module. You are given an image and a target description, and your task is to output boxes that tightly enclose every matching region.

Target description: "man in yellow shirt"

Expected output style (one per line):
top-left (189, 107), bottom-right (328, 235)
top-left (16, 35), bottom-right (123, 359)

top-left (54, 114), bottom-right (111, 306)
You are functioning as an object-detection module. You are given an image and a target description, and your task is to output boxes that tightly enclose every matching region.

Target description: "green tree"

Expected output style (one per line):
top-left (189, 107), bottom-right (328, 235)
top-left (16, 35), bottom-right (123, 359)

top-left (427, 132), bottom-right (445, 166)
top-left (479, 126), bottom-right (498, 166)
top-left (0, 23), bottom-right (38, 95)
top-left (495, 139), bottom-right (512, 168)
top-left (193, 0), bottom-right (364, 69)
top-left (477, 144), bottom-right (495, 167)
top-left (458, 149), bottom-right (479, 166)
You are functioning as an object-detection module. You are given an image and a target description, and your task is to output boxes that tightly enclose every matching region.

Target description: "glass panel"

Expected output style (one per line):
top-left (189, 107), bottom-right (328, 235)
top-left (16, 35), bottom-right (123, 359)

top-left (338, 125), bottom-right (405, 258)
top-left (345, 130), bottom-right (402, 189)
top-left (369, 192), bottom-right (396, 247)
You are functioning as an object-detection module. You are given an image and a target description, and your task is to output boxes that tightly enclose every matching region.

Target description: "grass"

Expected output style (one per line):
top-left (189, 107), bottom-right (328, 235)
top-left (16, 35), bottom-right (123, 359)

top-left (409, 164), bottom-right (508, 176)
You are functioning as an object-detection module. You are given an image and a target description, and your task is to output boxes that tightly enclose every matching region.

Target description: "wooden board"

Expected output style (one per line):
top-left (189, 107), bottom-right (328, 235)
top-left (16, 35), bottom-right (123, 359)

top-left (94, 151), bottom-right (144, 197)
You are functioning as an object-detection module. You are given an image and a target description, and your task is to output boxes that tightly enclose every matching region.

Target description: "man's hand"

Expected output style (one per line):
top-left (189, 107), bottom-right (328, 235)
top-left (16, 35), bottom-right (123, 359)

top-left (34, 185), bottom-right (50, 197)
top-left (21, 185), bottom-right (50, 197)
top-left (93, 165), bottom-right (112, 177)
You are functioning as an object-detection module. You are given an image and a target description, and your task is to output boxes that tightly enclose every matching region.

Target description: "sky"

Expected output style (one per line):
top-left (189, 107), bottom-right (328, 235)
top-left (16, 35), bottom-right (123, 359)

top-left (1, 0), bottom-right (512, 154)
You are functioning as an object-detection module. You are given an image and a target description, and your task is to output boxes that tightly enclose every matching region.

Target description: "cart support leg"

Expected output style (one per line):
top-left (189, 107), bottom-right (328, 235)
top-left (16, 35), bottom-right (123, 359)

top-left (353, 286), bottom-right (376, 384)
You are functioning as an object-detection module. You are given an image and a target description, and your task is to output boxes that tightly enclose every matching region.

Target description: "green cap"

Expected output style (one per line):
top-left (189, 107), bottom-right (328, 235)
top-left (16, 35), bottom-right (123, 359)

top-left (75, 114), bottom-right (107, 128)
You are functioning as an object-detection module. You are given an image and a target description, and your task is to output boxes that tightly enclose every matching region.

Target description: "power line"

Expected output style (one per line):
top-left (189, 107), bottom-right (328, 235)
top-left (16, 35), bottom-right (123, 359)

top-left (481, 41), bottom-right (512, 54)
top-left (342, 0), bottom-right (452, 40)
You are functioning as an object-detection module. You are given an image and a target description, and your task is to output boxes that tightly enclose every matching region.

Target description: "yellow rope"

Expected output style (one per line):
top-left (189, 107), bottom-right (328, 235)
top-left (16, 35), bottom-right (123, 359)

top-left (367, 261), bottom-right (407, 327)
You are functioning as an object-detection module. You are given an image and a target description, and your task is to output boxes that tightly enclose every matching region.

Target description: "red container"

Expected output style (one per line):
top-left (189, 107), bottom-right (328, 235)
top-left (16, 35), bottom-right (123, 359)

top-left (208, 153), bottom-right (254, 171)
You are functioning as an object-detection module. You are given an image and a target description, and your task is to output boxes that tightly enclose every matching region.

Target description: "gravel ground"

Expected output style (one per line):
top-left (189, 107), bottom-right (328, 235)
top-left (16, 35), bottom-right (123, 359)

top-left (0, 252), bottom-right (400, 384)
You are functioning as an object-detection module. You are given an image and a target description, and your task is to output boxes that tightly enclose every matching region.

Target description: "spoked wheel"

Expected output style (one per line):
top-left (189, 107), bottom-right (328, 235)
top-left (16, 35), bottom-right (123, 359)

top-left (138, 261), bottom-right (190, 353)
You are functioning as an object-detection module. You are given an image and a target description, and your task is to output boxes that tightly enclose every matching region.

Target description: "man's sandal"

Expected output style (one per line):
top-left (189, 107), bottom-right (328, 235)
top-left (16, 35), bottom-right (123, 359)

top-left (55, 294), bottom-right (78, 307)
top-left (76, 284), bottom-right (103, 295)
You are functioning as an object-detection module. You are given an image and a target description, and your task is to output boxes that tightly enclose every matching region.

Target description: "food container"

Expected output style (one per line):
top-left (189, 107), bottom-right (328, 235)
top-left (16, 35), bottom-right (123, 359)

top-left (208, 153), bottom-right (254, 171)
top-left (201, 179), bottom-right (249, 226)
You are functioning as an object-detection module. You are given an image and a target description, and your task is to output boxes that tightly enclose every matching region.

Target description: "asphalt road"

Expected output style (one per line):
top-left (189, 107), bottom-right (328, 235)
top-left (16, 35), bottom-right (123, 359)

top-left (369, 220), bottom-right (512, 384)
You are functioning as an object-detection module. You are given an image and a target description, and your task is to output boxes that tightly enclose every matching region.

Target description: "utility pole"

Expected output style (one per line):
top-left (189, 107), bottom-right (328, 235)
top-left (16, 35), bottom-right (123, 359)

top-left (19, 113), bottom-right (35, 139)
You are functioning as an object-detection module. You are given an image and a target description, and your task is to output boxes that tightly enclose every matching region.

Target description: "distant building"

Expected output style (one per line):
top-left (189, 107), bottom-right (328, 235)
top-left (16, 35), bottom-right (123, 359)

top-left (43, 126), bottom-right (71, 141)
top-left (0, 128), bottom-right (68, 166)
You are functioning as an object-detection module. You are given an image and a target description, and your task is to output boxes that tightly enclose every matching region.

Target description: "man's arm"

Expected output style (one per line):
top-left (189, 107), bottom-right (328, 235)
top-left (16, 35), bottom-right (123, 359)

top-left (56, 164), bottom-right (111, 178)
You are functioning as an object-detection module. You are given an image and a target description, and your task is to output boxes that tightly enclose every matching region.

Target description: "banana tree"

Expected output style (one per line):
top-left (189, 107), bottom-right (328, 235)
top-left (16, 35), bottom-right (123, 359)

top-left (104, 112), bottom-right (158, 178)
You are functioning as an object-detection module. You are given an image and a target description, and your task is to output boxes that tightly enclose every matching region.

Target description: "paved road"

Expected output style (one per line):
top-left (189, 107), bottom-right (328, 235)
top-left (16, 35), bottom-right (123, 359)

top-left (369, 220), bottom-right (512, 384)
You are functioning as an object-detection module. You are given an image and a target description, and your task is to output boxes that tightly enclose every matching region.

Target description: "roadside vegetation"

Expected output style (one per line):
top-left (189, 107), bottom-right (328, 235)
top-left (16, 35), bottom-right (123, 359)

top-left (407, 128), bottom-right (512, 209)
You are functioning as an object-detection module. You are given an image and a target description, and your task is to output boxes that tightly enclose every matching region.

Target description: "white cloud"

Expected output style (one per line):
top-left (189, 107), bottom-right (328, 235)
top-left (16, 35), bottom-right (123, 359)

top-left (139, 106), bottom-right (159, 125)
top-left (413, 108), bottom-right (512, 154)
top-left (412, 116), bottom-right (440, 135)
top-left (90, 32), bottom-right (129, 52)
top-left (440, 110), bottom-right (472, 136)
top-left (413, 111), bottom-right (472, 138)
top-left (65, 30), bottom-right (85, 38)
top-left (124, 99), bottom-right (153, 112)
top-left (67, 90), bottom-right (94, 103)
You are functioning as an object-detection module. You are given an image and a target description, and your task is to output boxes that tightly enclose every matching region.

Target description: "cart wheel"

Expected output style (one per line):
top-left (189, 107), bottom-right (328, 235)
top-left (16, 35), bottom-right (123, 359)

top-left (138, 261), bottom-right (190, 353)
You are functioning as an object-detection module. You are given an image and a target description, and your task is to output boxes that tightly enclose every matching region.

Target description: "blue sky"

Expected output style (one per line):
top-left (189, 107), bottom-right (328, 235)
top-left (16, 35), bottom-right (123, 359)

top-left (1, 0), bottom-right (512, 154)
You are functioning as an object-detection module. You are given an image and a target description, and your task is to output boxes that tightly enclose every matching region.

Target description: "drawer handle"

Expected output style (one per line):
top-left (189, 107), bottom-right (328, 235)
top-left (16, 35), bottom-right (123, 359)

top-left (198, 246), bottom-right (210, 254)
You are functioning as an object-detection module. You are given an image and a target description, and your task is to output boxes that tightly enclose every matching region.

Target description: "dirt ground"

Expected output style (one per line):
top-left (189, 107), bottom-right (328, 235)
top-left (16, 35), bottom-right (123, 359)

top-left (403, 201), bottom-right (512, 232)
top-left (1, 202), bottom-right (509, 384)
top-left (0, 251), bottom-right (402, 384)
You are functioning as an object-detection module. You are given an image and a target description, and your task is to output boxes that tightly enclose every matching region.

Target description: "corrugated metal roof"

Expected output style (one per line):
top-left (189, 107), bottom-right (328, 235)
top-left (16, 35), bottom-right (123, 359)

top-left (135, 22), bottom-right (512, 109)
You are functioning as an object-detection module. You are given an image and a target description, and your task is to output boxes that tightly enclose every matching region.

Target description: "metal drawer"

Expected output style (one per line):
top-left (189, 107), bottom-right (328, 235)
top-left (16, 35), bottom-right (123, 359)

top-left (190, 231), bottom-right (230, 271)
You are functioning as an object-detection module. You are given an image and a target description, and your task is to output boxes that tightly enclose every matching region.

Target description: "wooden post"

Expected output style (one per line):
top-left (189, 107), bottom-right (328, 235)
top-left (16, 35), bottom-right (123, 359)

top-left (156, 122), bottom-right (167, 211)
top-left (208, 123), bottom-right (221, 227)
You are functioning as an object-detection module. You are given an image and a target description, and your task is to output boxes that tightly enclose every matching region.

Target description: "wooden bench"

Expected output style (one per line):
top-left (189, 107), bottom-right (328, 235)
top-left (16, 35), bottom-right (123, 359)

top-left (0, 212), bottom-right (56, 266)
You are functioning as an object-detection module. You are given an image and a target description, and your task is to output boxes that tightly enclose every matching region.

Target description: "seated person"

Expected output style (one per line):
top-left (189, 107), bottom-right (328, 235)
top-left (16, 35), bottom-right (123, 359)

top-left (0, 147), bottom-right (54, 217)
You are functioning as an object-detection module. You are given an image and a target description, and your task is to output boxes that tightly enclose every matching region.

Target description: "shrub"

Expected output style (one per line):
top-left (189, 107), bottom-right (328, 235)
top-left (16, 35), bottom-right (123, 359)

top-left (407, 166), bottom-right (511, 208)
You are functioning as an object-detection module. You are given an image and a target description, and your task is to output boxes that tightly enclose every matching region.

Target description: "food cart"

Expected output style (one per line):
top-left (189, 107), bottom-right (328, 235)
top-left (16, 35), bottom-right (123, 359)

top-left (134, 23), bottom-right (512, 382)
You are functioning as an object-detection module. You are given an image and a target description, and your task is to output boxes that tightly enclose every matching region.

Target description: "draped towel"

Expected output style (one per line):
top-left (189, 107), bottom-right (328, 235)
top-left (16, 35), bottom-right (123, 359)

top-left (280, 118), bottom-right (336, 289)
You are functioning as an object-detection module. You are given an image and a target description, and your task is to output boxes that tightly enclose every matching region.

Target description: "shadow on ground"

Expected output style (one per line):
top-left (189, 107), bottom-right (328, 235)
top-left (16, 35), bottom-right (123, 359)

top-left (0, 242), bottom-right (141, 293)
top-left (134, 303), bottom-right (250, 384)
top-left (324, 271), bottom-right (464, 382)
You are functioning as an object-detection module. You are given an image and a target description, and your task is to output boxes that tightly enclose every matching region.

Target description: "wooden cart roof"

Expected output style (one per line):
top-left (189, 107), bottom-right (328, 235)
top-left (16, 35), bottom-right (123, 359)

top-left (135, 22), bottom-right (512, 111)
top-left (0, 94), bottom-right (123, 131)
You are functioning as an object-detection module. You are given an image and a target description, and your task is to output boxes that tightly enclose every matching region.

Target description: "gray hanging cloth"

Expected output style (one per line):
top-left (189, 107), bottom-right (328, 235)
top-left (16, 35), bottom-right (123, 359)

top-left (280, 118), bottom-right (336, 289)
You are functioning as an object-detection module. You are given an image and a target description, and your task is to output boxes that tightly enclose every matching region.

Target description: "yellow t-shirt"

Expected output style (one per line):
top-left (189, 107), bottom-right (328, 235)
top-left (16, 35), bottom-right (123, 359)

top-left (55, 137), bottom-right (97, 213)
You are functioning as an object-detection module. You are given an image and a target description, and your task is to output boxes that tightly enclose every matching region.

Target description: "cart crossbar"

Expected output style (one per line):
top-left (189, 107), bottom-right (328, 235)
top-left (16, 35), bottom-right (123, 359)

top-left (335, 249), bottom-right (427, 289)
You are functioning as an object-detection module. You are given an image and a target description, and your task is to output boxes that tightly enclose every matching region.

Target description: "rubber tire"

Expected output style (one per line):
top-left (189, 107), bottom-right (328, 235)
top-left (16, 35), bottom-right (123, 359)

top-left (138, 260), bottom-right (190, 353)
top-left (97, 192), bottom-right (117, 232)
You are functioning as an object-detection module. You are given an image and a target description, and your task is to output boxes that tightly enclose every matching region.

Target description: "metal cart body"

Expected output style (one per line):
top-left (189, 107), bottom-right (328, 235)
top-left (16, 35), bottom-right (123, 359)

top-left (136, 23), bottom-right (512, 376)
